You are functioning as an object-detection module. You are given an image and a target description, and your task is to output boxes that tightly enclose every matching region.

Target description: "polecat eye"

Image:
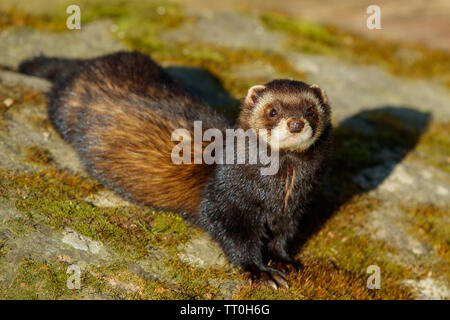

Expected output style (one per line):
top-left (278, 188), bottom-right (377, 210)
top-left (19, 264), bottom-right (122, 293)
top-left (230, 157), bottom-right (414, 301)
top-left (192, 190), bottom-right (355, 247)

top-left (306, 107), bottom-right (314, 117)
top-left (268, 108), bottom-right (278, 119)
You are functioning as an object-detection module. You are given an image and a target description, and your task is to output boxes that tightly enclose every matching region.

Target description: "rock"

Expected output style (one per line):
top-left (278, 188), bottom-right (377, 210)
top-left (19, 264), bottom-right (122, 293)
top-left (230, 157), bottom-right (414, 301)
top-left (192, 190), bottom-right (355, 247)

top-left (61, 229), bottom-right (105, 255)
top-left (0, 70), bottom-right (51, 92)
top-left (0, 217), bottom-right (114, 285)
top-left (0, 201), bottom-right (22, 223)
top-left (162, 11), bottom-right (285, 51)
top-left (287, 53), bottom-right (450, 122)
top-left (402, 278), bottom-right (450, 300)
top-left (128, 262), bottom-right (162, 283)
top-left (0, 21), bottom-right (126, 70)
top-left (376, 162), bottom-right (450, 205)
top-left (0, 98), bottom-right (86, 173)
top-left (436, 185), bottom-right (449, 196)
top-left (178, 234), bottom-right (231, 269)
top-left (353, 164), bottom-right (394, 191)
top-left (162, 10), bottom-right (450, 122)
top-left (85, 190), bottom-right (134, 208)
top-left (367, 208), bottom-right (430, 257)
top-left (353, 158), bottom-right (450, 206)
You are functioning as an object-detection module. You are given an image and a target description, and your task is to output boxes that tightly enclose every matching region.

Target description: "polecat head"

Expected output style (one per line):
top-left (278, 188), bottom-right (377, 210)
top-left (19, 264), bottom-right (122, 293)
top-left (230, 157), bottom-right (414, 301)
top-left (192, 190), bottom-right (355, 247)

top-left (238, 79), bottom-right (331, 152)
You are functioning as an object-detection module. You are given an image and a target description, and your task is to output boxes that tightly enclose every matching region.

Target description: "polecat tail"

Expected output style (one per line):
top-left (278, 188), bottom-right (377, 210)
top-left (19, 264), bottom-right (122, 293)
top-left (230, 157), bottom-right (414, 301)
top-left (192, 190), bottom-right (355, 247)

top-left (18, 56), bottom-right (85, 81)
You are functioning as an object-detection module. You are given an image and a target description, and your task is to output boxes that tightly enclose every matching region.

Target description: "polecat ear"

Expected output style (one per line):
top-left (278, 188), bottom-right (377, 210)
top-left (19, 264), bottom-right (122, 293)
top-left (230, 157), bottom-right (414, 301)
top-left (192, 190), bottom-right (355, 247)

top-left (310, 84), bottom-right (328, 104)
top-left (244, 85), bottom-right (266, 107)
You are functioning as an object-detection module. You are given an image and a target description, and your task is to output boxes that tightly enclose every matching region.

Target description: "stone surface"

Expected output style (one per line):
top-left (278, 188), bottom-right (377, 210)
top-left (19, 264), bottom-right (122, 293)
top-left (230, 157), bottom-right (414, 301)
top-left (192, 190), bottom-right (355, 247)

top-left (85, 190), bottom-right (135, 208)
top-left (61, 229), bottom-right (106, 255)
top-left (402, 278), bottom-right (450, 300)
top-left (162, 11), bottom-right (285, 51)
top-left (0, 21), bottom-right (126, 69)
top-left (354, 161), bottom-right (450, 206)
top-left (161, 8), bottom-right (450, 122)
top-left (178, 234), bottom-right (231, 269)
top-left (367, 208), bottom-right (430, 257)
top-left (0, 96), bottom-right (86, 173)
top-left (182, 0), bottom-right (450, 52)
top-left (0, 70), bottom-right (51, 92)
top-left (287, 53), bottom-right (450, 122)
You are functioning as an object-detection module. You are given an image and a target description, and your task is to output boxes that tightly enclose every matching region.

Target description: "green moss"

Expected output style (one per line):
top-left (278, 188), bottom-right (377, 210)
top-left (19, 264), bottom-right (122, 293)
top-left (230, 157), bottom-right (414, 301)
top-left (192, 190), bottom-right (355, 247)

top-left (0, 7), bottom-right (66, 31)
top-left (0, 168), bottom-right (99, 200)
top-left (235, 195), bottom-right (412, 300)
top-left (0, 259), bottom-right (144, 299)
top-left (1, 0), bottom-right (184, 33)
top-left (261, 12), bottom-right (336, 51)
top-left (401, 204), bottom-right (450, 278)
top-left (261, 12), bottom-right (450, 88)
top-left (415, 122), bottom-right (450, 173)
top-left (303, 196), bottom-right (412, 282)
top-left (87, 253), bottom-right (237, 299)
top-left (0, 167), bottom-right (228, 299)
top-left (0, 260), bottom-right (79, 299)
top-left (74, 261), bottom-right (164, 299)
top-left (155, 256), bottom-right (236, 299)
top-left (15, 199), bottom-right (191, 259)
top-left (235, 257), bottom-right (387, 300)
top-left (364, 113), bottom-right (420, 147)
top-left (0, 168), bottom-right (193, 259)
top-left (82, 0), bottom-right (185, 33)
top-left (0, 256), bottom-right (229, 300)
top-left (332, 127), bottom-right (377, 172)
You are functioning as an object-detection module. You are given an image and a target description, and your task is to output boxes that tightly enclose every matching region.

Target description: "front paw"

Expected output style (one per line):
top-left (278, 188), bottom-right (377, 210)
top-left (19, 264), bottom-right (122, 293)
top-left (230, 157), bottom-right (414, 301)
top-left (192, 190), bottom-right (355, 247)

top-left (244, 267), bottom-right (289, 290)
top-left (269, 260), bottom-right (303, 275)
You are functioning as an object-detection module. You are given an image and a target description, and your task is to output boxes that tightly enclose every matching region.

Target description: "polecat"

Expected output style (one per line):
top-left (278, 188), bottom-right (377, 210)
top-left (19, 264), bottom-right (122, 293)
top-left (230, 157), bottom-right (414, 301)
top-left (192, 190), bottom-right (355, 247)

top-left (19, 51), bottom-right (332, 289)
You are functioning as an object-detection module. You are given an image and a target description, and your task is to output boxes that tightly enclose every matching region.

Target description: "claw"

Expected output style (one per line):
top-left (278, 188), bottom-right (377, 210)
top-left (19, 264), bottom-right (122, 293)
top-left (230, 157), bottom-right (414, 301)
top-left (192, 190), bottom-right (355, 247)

top-left (269, 260), bottom-right (303, 275)
top-left (271, 273), bottom-right (289, 289)
top-left (244, 268), bottom-right (289, 290)
top-left (266, 279), bottom-right (278, 290)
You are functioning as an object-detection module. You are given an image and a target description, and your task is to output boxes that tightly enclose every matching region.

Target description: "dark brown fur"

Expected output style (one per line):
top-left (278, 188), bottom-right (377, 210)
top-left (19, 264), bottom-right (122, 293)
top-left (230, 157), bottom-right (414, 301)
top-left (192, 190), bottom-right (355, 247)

top-left (23, 51), bottom-right (231, 220)
top-left (19, 51), bottom-right (332, 289)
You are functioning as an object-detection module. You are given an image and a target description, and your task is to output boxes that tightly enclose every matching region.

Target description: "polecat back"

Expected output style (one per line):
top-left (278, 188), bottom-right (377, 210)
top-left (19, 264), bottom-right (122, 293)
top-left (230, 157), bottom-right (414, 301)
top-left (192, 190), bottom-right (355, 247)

top-left (27, 51), bottom-right (231, 220)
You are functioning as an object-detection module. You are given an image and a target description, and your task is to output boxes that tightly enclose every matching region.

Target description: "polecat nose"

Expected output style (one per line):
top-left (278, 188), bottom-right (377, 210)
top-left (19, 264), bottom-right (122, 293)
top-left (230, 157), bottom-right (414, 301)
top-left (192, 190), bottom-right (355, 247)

top-left (287, 120), bottom-right (304, 133)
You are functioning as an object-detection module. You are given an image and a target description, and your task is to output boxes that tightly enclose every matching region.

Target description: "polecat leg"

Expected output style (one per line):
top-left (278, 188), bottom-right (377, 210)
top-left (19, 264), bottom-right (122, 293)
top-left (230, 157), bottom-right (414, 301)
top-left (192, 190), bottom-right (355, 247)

top-left (221, 239), bottom-right (289, 289)
top-left (201, 209), bottom-right (290, 288)
top-left (267, 236), bottom-right (302, 275)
